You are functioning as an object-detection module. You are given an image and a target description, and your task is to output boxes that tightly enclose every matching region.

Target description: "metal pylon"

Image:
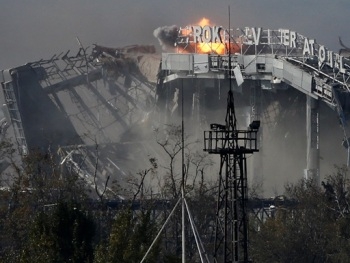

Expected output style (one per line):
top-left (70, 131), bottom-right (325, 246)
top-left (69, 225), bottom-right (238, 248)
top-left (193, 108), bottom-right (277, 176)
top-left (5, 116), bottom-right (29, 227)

top-left (204, 89), bottom-right (259, 263)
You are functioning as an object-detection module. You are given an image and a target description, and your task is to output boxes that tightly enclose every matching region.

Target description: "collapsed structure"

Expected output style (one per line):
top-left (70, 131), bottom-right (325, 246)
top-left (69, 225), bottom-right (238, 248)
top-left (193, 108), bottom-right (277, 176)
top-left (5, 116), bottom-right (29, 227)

top-left (0, 44), bottom-right (161, 196)
top-left (1, 21), bottom-right (350, 198)
top-left (3, 20), bottom-right (350, 262)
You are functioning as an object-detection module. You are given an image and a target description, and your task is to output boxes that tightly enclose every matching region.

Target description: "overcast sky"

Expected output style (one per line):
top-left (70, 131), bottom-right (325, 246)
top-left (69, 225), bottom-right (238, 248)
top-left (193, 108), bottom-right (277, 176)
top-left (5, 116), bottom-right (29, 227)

top-left (1, 0), bottom-right (350, 69)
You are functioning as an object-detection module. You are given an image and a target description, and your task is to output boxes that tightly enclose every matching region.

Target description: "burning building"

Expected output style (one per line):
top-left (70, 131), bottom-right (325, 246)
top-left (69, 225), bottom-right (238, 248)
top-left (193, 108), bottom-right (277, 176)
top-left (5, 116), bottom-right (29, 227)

top-left (155, 18), bottom-right (350, 194)
top-left (1, 18), bottom-right (350, 197)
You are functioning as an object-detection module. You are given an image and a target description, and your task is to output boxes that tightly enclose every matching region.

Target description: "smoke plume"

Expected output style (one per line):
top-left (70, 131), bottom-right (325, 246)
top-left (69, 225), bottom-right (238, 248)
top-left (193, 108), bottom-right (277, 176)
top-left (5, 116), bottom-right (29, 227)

top-left (153, 25), bottom-right (178, 51)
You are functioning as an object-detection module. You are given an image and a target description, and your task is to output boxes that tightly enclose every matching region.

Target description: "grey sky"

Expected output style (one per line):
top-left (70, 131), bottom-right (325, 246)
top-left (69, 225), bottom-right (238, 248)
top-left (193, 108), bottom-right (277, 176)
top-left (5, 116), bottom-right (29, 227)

top-left (1, 0), bottom-right (349, 69)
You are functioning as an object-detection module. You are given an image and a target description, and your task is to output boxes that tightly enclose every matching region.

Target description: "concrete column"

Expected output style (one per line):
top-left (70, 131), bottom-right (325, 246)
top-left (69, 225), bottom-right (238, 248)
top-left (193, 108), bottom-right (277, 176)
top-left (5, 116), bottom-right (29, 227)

top-left (250, 81), bottom-right (263, 188)
top-left (305, 96), bottom-right (320, 184)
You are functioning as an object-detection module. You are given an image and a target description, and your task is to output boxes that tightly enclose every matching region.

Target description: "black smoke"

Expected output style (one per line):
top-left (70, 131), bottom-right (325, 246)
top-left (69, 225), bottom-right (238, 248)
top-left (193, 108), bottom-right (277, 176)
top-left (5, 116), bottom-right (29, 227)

top-left (153, 25), bottom-right (178, 51)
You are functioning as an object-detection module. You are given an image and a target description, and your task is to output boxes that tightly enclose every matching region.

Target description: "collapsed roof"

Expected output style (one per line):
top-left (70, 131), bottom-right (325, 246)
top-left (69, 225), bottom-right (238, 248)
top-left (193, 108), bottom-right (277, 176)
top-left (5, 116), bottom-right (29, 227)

top-left (0, 44), bottom-right (162, 197)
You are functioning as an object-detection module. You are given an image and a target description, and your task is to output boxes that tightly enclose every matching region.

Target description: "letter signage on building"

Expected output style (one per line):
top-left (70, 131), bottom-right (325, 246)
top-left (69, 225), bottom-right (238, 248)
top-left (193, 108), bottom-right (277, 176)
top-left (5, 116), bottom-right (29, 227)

top-left (191, 25), bottom-right (223, 43)
top-left (196, 25), bottom-right (346, 73)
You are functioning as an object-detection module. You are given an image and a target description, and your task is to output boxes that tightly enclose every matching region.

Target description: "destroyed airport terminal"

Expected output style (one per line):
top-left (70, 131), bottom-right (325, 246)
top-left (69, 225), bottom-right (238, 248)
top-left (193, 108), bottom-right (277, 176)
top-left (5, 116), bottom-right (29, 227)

top-left (1, 25), bottom-right (350, 198)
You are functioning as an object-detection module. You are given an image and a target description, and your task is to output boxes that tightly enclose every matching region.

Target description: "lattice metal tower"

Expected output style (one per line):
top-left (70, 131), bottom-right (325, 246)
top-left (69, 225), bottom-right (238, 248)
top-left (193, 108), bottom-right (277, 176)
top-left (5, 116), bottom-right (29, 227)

top-left (204, 88), bottom-right (259, 263)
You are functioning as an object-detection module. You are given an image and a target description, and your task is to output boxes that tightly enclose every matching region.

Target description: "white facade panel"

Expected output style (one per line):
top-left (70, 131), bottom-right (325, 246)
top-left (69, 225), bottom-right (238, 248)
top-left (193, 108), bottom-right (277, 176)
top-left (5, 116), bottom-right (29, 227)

top-left (256, 56), bottom-right (266, 64)
top-left (301, 72), bottom-right (312, 92)
top-left (265, 57), bottom-right (273, 72)
top-left (244, 55), bottom-right (257, 74)
top-left (293, 70), bottom-right (303, 88)
top-left (273, 59), bottom-right (284, 69)
top-left (193, 54), bottom-right (209, 73)
top-left (283, 63), bottom-right (293, 84)
top-left (272, 59), bottom-right (284, 79)
top-left (161, 53), bottom-right (193, 71)
top-left (233, 66), bottom-right (244, 87)
top-left (282, 62), bottom-right (312, 94)
top-left (273, 68), bottom-right (283, 79)
top-left (236, 55), bottom-right (244, 65)
top-left (283, 63), bottom-right (302, 88)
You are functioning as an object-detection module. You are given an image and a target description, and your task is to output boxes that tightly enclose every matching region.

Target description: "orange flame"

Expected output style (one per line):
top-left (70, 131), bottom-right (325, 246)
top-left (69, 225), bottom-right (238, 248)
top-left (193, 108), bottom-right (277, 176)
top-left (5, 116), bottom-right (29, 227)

top-left (178, 17), bottom-right (239, 55)
top-left (196, 18), bottom-right (226, 54)
top-left (198, 17), bottom-right (210, 27)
